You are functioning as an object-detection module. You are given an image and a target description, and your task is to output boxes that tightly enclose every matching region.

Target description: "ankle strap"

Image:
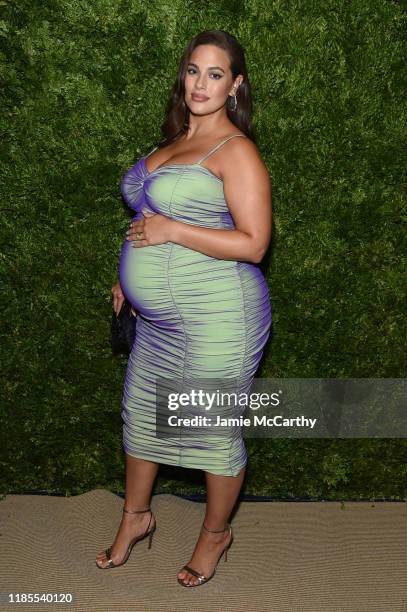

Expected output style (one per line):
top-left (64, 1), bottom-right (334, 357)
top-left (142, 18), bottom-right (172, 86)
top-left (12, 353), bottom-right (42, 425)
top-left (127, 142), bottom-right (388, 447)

top-left (123, 507), bottom-right (151, 514)
top-left (202, 523), bottom-right (228, 533)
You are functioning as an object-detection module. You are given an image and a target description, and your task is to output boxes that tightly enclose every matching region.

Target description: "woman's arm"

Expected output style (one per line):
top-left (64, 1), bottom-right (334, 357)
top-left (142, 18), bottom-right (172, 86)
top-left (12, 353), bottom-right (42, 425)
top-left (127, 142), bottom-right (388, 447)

top-left (172, 138), bottom-right (272, 263)
top-left (129, 138), bottom-right (272, 263)
top-left (170, 221), bottom-right (266, 264)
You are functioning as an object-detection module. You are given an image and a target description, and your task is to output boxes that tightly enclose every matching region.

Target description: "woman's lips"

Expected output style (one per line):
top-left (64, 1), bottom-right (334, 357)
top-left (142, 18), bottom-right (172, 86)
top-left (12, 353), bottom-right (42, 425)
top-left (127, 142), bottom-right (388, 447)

top-left (191, 94), bottom-right (209, 101)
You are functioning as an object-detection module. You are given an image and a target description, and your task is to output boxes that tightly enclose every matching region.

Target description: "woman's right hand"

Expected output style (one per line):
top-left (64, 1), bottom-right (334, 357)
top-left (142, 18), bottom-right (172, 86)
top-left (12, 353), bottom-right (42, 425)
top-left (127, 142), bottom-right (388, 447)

top-left (111, 281), bottom-right (126, 316)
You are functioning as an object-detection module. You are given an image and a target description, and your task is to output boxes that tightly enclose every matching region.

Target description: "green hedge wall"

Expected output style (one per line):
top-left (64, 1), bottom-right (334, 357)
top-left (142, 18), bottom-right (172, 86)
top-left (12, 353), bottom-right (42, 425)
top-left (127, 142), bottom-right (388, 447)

top-left (1, 0), bottom-right (406, 499)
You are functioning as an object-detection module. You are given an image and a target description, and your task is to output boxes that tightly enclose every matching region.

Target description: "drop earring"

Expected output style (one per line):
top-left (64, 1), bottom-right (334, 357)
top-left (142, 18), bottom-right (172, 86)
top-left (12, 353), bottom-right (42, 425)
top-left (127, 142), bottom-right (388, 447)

top-left (228, 90), bottom-right (237, 111)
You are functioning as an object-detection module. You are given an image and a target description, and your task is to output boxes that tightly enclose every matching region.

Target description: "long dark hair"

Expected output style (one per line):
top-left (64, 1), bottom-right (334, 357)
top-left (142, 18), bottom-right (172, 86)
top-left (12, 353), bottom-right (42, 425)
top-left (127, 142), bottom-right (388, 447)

top-left (156, 30), bottom-right (257, 149)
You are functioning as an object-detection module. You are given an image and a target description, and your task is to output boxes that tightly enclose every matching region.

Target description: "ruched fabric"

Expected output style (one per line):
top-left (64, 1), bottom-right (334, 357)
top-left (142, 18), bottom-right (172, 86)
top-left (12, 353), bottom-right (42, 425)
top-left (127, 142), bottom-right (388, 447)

top-left (119, 137), bottom-right (272, 476)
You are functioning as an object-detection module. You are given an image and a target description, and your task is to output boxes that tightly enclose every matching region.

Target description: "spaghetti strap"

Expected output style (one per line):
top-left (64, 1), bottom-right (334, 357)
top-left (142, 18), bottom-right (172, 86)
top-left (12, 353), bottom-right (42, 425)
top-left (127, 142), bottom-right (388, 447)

top-left (197, 134), bottom-right (248, 164)
top-left (145, 145), bottom-right (158, 159)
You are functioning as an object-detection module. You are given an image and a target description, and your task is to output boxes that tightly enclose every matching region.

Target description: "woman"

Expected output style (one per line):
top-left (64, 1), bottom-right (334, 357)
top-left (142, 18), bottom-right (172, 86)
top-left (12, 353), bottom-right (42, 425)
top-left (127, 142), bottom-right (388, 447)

top-left (96, 29), bottom-right (272, 587)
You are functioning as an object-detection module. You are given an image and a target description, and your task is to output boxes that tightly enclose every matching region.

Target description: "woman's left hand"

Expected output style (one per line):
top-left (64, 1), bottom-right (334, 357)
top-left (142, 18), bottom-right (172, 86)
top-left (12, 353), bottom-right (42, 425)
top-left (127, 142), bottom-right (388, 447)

top-left (126, 208), bottom-right (175, 247)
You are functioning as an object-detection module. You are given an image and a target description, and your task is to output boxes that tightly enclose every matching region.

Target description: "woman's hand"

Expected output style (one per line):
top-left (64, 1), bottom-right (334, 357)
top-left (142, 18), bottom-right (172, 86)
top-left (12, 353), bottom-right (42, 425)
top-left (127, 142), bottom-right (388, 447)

top-left (111, 281), bottom-right (126, 316)
top-left (125, 208), bottom-right (175, 248)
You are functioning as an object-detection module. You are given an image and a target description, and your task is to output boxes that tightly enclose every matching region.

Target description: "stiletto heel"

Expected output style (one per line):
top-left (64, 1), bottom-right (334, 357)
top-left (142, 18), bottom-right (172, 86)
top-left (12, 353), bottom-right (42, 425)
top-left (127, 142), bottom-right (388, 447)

top-left (223, 528), bottom-right (233, 562)
top-left (148, 527), bottom-right (155, 549)
top-left (95, 506), bottom-right (156, 569)
top-left (177, 523), bottom-right (233, 587)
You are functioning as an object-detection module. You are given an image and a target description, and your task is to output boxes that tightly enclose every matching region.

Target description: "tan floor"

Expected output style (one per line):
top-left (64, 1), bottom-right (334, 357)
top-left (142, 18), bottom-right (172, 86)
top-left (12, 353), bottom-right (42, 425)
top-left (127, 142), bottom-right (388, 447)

top-left (0, 489), bottom-right (406, 611)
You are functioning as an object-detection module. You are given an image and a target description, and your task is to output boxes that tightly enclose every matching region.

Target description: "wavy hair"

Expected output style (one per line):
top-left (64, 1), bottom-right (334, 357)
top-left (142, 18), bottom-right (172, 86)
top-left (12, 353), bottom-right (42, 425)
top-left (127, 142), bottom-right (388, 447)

top-left (156, 30), bottom-right (257, 148)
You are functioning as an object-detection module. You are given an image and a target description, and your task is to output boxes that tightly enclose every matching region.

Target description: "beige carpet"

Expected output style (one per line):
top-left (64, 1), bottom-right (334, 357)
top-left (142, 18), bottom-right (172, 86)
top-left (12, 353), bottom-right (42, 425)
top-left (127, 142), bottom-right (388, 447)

top-left (0, 489), bottom-right (406, 611)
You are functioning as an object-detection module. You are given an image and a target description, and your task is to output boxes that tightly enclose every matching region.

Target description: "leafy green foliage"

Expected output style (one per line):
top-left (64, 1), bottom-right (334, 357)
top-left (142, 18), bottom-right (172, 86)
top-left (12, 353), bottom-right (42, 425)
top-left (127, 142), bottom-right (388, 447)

top-left (1, 0), bottom-right (405, 499)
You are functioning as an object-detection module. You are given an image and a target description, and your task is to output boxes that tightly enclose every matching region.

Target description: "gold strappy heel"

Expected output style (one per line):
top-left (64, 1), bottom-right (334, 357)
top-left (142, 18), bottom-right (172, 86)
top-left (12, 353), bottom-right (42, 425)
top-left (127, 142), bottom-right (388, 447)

top-left (177, 523), bottom-right (233, 587)
top-left (95, 506), bottom-right (156, 569)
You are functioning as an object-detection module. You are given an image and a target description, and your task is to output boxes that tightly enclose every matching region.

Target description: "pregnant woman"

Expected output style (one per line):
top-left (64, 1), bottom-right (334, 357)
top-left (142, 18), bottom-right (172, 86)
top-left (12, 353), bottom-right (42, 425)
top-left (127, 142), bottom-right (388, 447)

top-left (96, 29), bottom-right (273, 587)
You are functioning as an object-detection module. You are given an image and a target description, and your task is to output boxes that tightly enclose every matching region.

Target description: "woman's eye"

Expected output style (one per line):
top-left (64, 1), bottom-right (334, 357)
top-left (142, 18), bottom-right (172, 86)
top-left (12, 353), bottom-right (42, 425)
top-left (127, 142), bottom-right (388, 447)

top-left (187, 68), bottom-right (222, 79)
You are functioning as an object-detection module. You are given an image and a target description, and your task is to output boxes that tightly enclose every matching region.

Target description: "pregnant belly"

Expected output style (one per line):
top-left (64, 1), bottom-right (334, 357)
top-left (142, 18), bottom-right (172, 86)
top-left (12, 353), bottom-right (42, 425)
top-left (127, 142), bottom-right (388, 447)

top-left (119, 239), bottom-right (271, 327)
top-left (119, 239), bottom-right (171, 317)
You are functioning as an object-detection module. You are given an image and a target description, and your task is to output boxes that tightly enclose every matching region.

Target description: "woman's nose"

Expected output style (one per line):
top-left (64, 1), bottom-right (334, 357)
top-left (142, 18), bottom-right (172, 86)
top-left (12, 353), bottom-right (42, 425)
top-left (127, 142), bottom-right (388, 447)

top-left (196, 76), bottom-right (207, 89)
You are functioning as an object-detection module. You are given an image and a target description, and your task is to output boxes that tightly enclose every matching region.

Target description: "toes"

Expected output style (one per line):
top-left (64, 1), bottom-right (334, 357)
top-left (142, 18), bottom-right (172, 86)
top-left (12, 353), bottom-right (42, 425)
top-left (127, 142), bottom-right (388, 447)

top-left (182, 571), bottom-right (199, 586)
top-left (96, 553), bottom-right (107, 568)
top-left (178, 570), bottom-right (190, 585)
top-left (177, 566), bottom-right (205, 586)
top-left (178, 569), bottom-right (189, 581)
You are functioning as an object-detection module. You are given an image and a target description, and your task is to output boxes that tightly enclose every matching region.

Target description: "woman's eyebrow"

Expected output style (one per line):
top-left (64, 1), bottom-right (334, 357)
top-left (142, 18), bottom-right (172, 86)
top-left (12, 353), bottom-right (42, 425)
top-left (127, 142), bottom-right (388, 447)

top-left (187, 62), bottom-right (225, 73)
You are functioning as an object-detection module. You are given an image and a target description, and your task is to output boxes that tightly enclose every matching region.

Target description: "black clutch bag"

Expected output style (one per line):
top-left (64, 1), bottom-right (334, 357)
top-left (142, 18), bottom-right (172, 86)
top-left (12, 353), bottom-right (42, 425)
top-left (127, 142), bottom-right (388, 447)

top-left (111, 298), bottom-right (137, 355)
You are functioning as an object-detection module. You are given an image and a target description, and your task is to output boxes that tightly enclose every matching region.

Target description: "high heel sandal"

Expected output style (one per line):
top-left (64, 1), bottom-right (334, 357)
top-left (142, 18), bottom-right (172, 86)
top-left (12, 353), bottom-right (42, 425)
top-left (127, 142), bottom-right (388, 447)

top-left (177, 523), bottom-right (233, 587)
top-left (95, 506), bottom-right (156, 569)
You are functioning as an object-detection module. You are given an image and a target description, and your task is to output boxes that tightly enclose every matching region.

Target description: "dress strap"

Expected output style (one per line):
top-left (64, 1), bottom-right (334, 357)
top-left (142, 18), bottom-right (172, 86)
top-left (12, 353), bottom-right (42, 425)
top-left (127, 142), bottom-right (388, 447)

top-left (197, 134), bottom-right (248, 164)
top-left (145, 145), bottom-right (158, 159)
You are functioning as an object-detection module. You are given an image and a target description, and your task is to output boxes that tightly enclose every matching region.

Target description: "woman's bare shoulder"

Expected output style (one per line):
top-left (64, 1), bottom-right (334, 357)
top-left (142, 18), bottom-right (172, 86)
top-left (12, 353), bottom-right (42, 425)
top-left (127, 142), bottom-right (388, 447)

top-left (218, 133), bottom-right (268, 181)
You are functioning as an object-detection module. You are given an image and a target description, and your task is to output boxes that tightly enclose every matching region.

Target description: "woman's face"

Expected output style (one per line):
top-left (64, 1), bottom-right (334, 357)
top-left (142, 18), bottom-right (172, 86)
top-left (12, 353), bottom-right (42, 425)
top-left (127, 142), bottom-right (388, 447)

top-left (184, 44), bottom-right (243, 115)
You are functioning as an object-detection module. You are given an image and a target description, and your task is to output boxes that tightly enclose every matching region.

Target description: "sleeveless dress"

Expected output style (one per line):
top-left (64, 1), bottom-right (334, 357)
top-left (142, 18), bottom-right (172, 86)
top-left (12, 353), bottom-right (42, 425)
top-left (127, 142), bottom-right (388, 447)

top-left (119, 134), bottom-right (272, 477)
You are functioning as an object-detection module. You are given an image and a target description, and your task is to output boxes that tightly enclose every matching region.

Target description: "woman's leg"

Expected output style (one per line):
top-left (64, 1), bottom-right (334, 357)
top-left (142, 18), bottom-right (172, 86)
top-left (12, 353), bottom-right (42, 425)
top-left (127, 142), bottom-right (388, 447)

top-left (177, 464), bottom-right (246, 585)
top-left (95, 454), bottom-right (159, 568)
